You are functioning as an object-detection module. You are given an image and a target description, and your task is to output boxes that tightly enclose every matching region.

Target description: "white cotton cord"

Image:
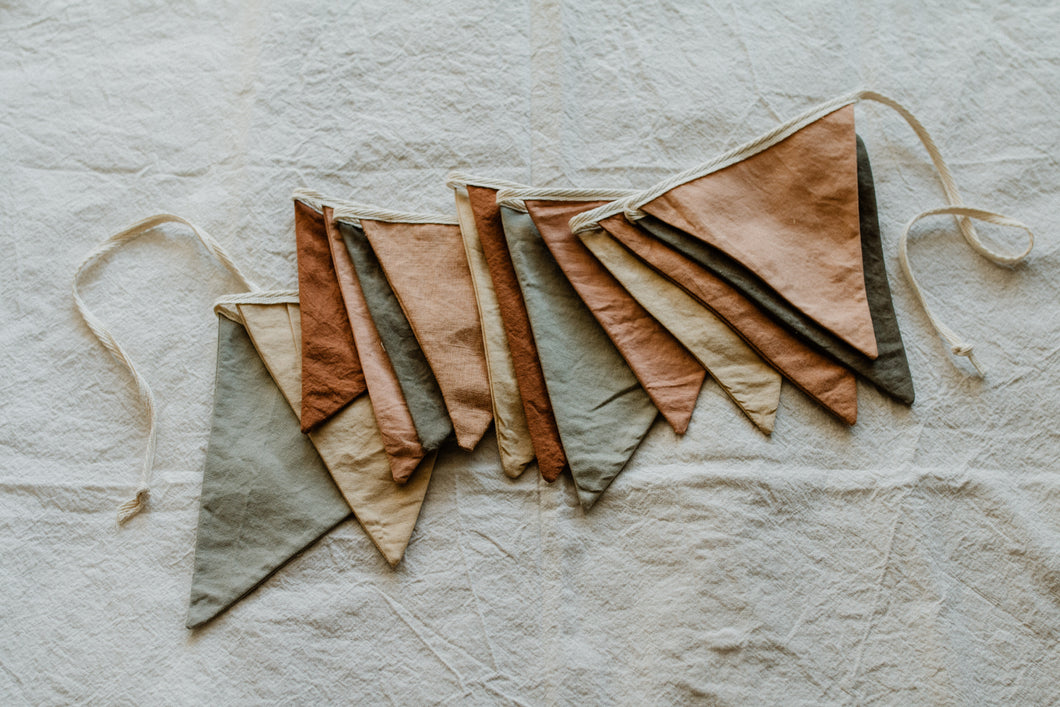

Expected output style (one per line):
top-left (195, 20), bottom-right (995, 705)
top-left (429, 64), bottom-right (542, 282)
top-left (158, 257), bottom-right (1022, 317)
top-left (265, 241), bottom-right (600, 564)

top-left (444, 172), bottom-right (528, 191)
top-left (495, 186), bottom-right (639, 213)
top-left (568, 196), bottom-right (640, 234)
top-left (294, 188), bottom-right (460, 226)
top-left (330, 205), bottom-right (459, 227)
top-left (855, 90), bottom-right (1035, 376)
top-left (72, 214), bottom-right (259, 525)
top-left (213, 290), bottom-right (300, 324)
top-left (292, 188), bottom-right (330, 213)
top-left (898, 206), bottom-right (1034, 376)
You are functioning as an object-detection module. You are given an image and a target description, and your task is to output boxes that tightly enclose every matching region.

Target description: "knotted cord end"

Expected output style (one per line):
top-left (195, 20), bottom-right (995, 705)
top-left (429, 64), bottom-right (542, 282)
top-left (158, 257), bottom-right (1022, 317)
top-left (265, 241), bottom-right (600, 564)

top-left (116, 488), bottom-right (149, 525)
top-left (951, 343), bottom-right (986, 377)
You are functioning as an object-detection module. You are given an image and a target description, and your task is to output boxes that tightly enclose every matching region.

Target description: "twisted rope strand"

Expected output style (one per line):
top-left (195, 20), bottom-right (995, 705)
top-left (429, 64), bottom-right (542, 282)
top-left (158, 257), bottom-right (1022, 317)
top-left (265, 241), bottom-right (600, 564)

top-left (72, 214), bottom-right (258, 524)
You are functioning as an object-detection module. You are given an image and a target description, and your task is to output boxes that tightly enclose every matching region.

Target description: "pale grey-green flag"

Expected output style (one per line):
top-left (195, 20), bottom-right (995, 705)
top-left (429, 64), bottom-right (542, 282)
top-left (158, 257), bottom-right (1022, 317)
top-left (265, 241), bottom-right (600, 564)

top-left (499, 206), bottom-right (657, 509)
top-left (186, 315), bottom-right (350, 629)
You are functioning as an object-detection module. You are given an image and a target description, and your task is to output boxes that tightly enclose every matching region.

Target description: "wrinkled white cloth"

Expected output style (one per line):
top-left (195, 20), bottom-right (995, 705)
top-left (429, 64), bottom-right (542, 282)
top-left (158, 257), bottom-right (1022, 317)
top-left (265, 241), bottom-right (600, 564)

top-left (2, 1), bottom-right (1059, 703)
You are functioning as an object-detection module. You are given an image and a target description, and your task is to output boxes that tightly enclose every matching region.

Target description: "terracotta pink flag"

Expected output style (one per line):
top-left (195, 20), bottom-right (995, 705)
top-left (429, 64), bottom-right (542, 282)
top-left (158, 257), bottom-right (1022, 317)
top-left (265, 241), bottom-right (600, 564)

top-left (637, 105), bottom-right (879, 360)
top-left (323, 207), bottom-right (426, 483)
top-left (359, 215), bottom-right (493, 451)
top-left (516, 194), bottom-right (706, 434)
top-left (294, 200), bottom-right (366, 431)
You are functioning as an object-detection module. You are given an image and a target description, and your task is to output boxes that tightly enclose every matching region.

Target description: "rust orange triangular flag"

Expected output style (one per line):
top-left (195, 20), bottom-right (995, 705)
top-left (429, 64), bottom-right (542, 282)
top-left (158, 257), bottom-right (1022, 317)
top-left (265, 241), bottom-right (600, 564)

top-left (294, 200), bottom-right (366, 431)
top-left (523, 198), bottom-right (706, 434)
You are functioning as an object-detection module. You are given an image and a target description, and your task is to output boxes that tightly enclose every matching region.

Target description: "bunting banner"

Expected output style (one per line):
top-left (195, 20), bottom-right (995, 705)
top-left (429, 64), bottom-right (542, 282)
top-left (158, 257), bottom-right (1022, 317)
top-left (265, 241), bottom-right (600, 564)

top-left (71, 90), bottom-right (1037, 629)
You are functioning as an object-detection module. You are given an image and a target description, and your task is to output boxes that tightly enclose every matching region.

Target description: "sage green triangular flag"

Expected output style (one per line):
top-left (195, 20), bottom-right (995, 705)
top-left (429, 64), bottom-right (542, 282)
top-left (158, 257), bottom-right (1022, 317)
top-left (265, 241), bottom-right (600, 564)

top-left (498, 206), bottom-right (657, 509)
top-left (186, 315), bottom-right (350, 629)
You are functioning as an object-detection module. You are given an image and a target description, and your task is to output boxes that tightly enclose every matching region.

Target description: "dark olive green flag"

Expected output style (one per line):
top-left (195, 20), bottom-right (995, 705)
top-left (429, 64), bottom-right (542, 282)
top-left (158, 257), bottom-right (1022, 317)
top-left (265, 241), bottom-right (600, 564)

top-left (498, 206), bottom-right (657, 509)
top-left (186, 315), bottom-right (350, 629)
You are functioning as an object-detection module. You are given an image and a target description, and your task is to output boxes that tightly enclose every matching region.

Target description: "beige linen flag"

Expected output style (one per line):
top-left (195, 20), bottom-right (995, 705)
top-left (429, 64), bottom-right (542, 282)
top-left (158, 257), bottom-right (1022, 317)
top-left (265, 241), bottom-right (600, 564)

top-left (233, 299), bottom-right (435, 567)
top-left (449, 175), bottom-right (536, 478)
top-left (580, 229), bottom-right (782, 434)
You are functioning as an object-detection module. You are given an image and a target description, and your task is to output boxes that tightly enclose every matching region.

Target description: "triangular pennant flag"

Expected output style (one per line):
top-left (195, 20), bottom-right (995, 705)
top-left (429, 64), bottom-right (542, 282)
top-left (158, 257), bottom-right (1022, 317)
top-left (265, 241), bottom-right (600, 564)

top-left (294, 200), bottom-right (366, 431)
top-left (337, 218), bottom-right (453, 451)
top-left (852, 136), bottom-right (915, 403)
top-left (186, 314), bottom-right (350, 629)
top-left (361, 218), bottom-right (493, 451)
top-left (499, 205), bottom-right (657, 508)
top-left (322, 207), bottom-right (427, 483)
top-left (580, 229), bottom-right (782, 433)
top-left (452, 184), bottom-right (535, 478)
top-left (522, 197), bottom-right (706, 434)
top-left (336, 218), bottom-right (453, 450)
top-left (238, 302), bottom-right (435, 567)
top-left (632, 136), bottom-right (914, 405)
top-left (599, 213), bottom-right (858, 425)
top-left (639, 105), bottom-right (879, 360)
top-left (465, 185), bottom-right (568, 482)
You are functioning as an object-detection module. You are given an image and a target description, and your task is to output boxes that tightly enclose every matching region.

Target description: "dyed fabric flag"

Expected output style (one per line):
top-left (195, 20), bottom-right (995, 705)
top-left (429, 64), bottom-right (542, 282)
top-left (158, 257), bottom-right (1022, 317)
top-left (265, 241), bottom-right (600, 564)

top-left (465, 184), bottom-right (568, 482)
top-left (336, 217), bottom-right (453, 453)
top-left (186, 313), bottom-right (350, 629)
top-left (499, 205), bottom-right (657, 508)
top-left (851, 136), bottom-right (914, 404)
top-left (361, 216), bottom-right (493, 451)
top-left (517, 195), bottom-right (706, 434)
top-left (322, 207), bottom-right (429, 484)
top-left (451, 180), bottom-right (536, 478)
top-left (598, 214), bottom-right (858, 425)
top-left (238, 301), bottom-right (435, 566)
top-left (294, 200), bottom-right (366, 430)
top-left (580, 228), bottom-right (782, 433)
top-left (637, 105), bottom-right (878, 359)
top-left (625, 136), bottom-right (914, 405)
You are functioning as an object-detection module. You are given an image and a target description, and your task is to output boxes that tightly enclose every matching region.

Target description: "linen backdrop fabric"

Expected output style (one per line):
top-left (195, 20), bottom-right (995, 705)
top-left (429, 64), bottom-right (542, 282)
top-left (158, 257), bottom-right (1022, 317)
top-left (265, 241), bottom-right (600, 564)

top-left (4, 0), bottom-right (1060, 703)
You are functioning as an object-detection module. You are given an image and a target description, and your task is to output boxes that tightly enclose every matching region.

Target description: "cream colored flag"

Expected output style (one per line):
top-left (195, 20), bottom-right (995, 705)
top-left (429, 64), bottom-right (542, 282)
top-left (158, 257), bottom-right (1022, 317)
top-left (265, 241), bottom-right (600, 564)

top-left (451, 179), bottom-right (535, 478)
top-left (581, 230), bottom-right (782, 434)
